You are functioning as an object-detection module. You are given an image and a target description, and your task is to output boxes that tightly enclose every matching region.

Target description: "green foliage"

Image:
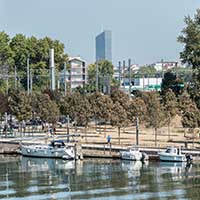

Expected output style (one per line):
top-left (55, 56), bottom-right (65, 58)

top-left (178, 9), bottom-right (200, 108)
top-left (0, 32), bottom-right (68, 91)
top-left (32, 93), bottom-right (59, 124)
top-left (0, 92), bottom-right (8, 115)
top-left (179, 92), bottom-right (200, 128)
top-left (136, 66), bottom-right (157, 76)
top-left (87, 61), bottom-right (116, 91)
top-left (69, 92), bottom-right (92, 126)
top-left (8, 90), bottom-right (31, 121)
top-left (97, 60), bottom-right (114, 76)
top-left (0, 31), bottom-right (14, 67)
top-left (161, 71), bottom-right (185, 96)
top-left (10, 34), bottom-right (28, 71)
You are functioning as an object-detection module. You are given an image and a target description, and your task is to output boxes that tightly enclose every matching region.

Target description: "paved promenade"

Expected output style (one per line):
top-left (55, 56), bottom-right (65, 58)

top-left (0, 124), bottom-right (200, 160)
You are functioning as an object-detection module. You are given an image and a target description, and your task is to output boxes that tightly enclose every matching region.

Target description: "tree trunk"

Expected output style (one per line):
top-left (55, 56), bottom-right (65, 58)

top-left (85, 126), bottom-right (87, 143)
top-left (155, 127), bottom-right (157, 147)
top-left (192, 128), bottom-right (194, 148)
top-left (168, 120), bottom-right (171, 140)
top-left (118, 127), bottom-right (120, 145)
top-left (104, 124), bottom-right (106, 138)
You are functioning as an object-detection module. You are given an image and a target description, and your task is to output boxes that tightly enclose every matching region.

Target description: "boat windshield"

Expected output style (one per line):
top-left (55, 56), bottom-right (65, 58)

top-left (165, 148), bottom-right (177, 154)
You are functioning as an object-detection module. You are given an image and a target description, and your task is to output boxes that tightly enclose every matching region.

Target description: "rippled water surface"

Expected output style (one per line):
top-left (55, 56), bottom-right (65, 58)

top-left (0, 155), bottom-right (200, 200)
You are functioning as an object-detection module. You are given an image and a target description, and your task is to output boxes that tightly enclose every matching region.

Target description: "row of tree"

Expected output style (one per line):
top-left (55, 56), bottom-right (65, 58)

top-left (0, 88), bottom-right (199, 145)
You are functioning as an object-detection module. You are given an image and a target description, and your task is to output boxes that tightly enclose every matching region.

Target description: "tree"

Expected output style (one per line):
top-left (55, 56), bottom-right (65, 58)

top-left (88, 92), bottom-right (113, 136)
top-left (68, 92), bottom-right (92, 141)
top-left (110, 89), bottom-right (130, 111)
top-left (127, 97), bottom-right (147, 125)
top-left (110, 102), bottom-right (128, 144)
top-left (0, 92), bottom-right (8, 117)
top-left (33, 93), bottom-right (59, 125)
top-left (0, 31), bottom-right (14, 67)
top-left (10, 34), bottom-right (28, 72)
top-left (161, 71), bottom-right (184, 96)
top-left (87, 64), bottom-right (96, 86)
top-left (162, 89), bottom-right (178, 139)
top-left (88, 60), bottom-right (115, 92)
top-left (143, 92), bottom-right (164, 146)
top-left (178, 9), bottom-right (200, 108)
top-left (136, 65), bottom-right (157, 77)
top-left (8, 90), bottom-right (31, 122)
top-left (179, 92), bottom-right (200, 141)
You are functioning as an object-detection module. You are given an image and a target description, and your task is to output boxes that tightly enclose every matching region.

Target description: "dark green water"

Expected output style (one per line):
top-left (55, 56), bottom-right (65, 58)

top-left (0, 155), bottom-right (200, 200)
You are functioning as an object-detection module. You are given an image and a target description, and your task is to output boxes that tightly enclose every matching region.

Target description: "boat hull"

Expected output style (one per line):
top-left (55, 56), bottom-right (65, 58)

top-left (158, 153), bottom-right (186, 162)
top-left (20, 145), bottom-right (75, 159)
top-left (120, 150), bottom-right (143, 161)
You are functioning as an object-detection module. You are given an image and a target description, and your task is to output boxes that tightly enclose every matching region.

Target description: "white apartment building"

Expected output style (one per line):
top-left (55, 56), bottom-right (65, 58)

top-left (60, 57), bottom-right (87, 90)
top-left (153, 61), bottom-right (178, 71)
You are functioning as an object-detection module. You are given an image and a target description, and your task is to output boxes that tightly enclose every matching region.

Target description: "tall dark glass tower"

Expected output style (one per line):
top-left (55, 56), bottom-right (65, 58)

top-left (95, 30), bottom-right (112, 62)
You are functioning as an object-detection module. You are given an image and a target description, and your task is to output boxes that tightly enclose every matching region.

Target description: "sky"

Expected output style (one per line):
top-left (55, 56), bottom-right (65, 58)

top-left (1, 0), bottom-right (200, 66)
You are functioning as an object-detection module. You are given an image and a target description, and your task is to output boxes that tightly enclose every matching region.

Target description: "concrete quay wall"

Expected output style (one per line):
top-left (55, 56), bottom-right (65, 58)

top-left (1, 141), bottom-right (200, 161)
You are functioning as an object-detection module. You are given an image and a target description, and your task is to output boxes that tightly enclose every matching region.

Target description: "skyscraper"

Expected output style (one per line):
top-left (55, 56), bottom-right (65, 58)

top-left (95, 30), bottom-right (112, 62)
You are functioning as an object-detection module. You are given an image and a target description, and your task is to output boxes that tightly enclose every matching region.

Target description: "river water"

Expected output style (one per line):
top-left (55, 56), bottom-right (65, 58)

top-left (0, 155), bottom-right (200, 200)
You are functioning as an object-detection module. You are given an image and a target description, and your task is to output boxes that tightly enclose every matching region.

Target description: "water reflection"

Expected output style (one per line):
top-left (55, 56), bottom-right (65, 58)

top-left (158, 162), bottom-right (192, 176)
top-left (121, 160), bottom-right (149, 178)
top-left (0, 156), bottom-right (200, 199)
top-left (20, 156), bottom-right (75, 172)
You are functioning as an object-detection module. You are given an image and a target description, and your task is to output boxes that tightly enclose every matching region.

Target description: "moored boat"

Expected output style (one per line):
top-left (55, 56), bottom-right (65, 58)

top-left (158, 146), bottom-right (192, 162)
top-left (120, 146), bottom-right (149, 161)
top-left (20, 140), bottom-right (75, 160)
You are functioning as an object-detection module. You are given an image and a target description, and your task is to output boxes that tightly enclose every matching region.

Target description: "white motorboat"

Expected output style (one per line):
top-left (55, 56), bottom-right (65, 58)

top-left (20, 140), bottom-right (75, 160)
top-left (158, 146), bottom-right (192, 162)
top-left (120, 146), bottom-right (149, 161)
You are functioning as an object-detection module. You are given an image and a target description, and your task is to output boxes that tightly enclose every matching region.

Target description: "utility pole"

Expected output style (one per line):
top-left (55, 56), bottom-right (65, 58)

top-left (67, 115), bottom-right (70, 143)
top-left (136, 117), bottom-right (139, 146)
top-left (30, 68), bottom-right (32, 94)
top-left (161, 58), bottom-right (164, 79)
top-left (118, 61), bottom-right (121, 87)
top-left (6, 75), bottom-right (8, 95)
top-left (128, 59), bottom-right (131, 96)
top-left (96, 62), bottom-right (99, 92)
top-left (27, 57), bottom-right (30, 95)
top-left (123, 60), bottom-right (126, 89)
top-left (64, 62), bottom-right (67, 96)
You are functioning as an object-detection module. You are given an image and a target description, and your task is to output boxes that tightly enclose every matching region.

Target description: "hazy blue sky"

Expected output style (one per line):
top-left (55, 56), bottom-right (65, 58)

top-left (1, 0), bottom-right (200, 65)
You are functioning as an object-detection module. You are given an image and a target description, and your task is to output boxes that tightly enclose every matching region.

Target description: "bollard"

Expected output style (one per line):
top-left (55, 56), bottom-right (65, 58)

top-left (75, 143), bottom-right (83, 160)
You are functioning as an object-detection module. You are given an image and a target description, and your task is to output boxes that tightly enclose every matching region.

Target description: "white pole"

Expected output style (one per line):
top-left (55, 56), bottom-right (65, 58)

top-left (50, 49), bottom-right (55, 91)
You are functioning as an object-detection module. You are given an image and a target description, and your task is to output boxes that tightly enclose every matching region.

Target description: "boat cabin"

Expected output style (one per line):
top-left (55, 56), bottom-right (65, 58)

top-left (165, 147), bottom-right (181, 155)
top-left (50, 140), bottom-right (65, 148)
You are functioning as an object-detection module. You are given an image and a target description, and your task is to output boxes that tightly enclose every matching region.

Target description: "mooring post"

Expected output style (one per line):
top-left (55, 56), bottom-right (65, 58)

top-left (75, 143), bottom-right (83, 160)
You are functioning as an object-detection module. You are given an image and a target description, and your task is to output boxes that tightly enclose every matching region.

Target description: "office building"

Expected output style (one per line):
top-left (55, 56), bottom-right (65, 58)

top-left (95, 30), bottom-right (112, 62)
